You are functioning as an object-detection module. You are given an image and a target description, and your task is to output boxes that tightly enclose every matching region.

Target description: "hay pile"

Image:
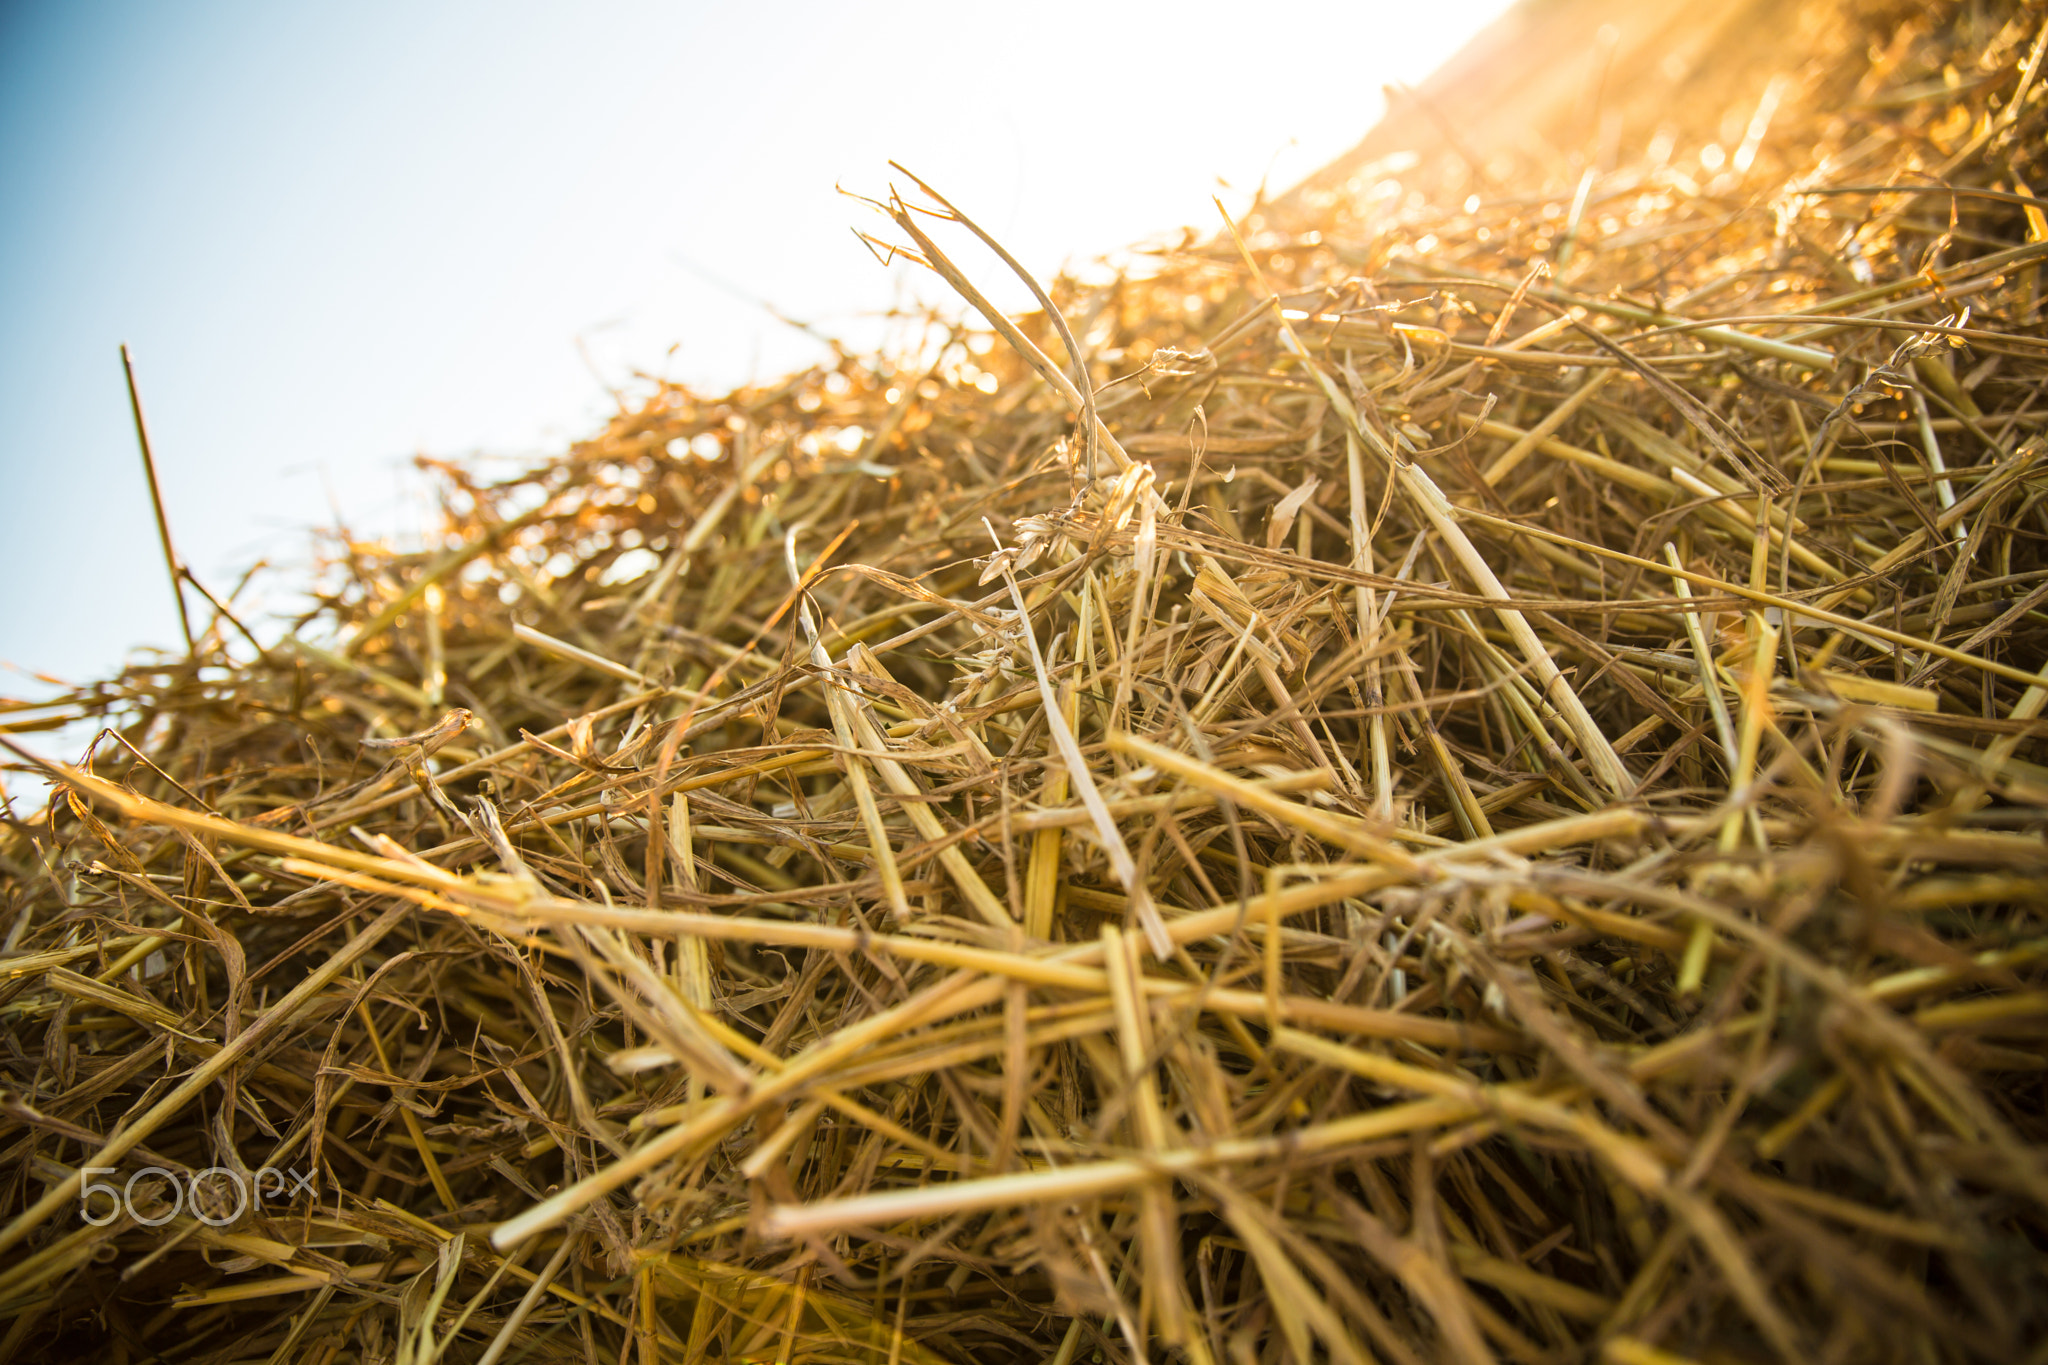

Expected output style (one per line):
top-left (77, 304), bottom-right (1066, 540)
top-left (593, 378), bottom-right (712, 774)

top-left (5, 2), bottom-right (2048, 1360)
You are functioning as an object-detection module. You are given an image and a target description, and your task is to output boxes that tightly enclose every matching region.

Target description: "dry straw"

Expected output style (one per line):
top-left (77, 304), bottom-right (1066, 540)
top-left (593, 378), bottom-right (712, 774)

top-left (4, 2), bottom-right (2048, 1361)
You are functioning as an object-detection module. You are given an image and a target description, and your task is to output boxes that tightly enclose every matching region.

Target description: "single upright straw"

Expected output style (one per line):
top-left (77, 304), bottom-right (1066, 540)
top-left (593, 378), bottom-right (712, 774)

top-left (120, 343), bottom-right (196, 656)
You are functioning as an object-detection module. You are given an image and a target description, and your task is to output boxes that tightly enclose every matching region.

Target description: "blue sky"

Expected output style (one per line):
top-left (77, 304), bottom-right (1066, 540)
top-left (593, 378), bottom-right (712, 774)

top-left (0, 0), bottom-right (1512, 697)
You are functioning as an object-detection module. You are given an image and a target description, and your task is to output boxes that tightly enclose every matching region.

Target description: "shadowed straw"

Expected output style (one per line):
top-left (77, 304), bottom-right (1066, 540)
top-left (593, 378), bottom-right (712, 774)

top-left (3, 1), bottom-right (2048, 1360)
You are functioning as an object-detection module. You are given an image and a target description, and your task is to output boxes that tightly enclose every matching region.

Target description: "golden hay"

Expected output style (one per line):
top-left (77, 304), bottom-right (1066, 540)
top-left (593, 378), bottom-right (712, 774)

top-left (4, 1), bottom-right (2047, 1361)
